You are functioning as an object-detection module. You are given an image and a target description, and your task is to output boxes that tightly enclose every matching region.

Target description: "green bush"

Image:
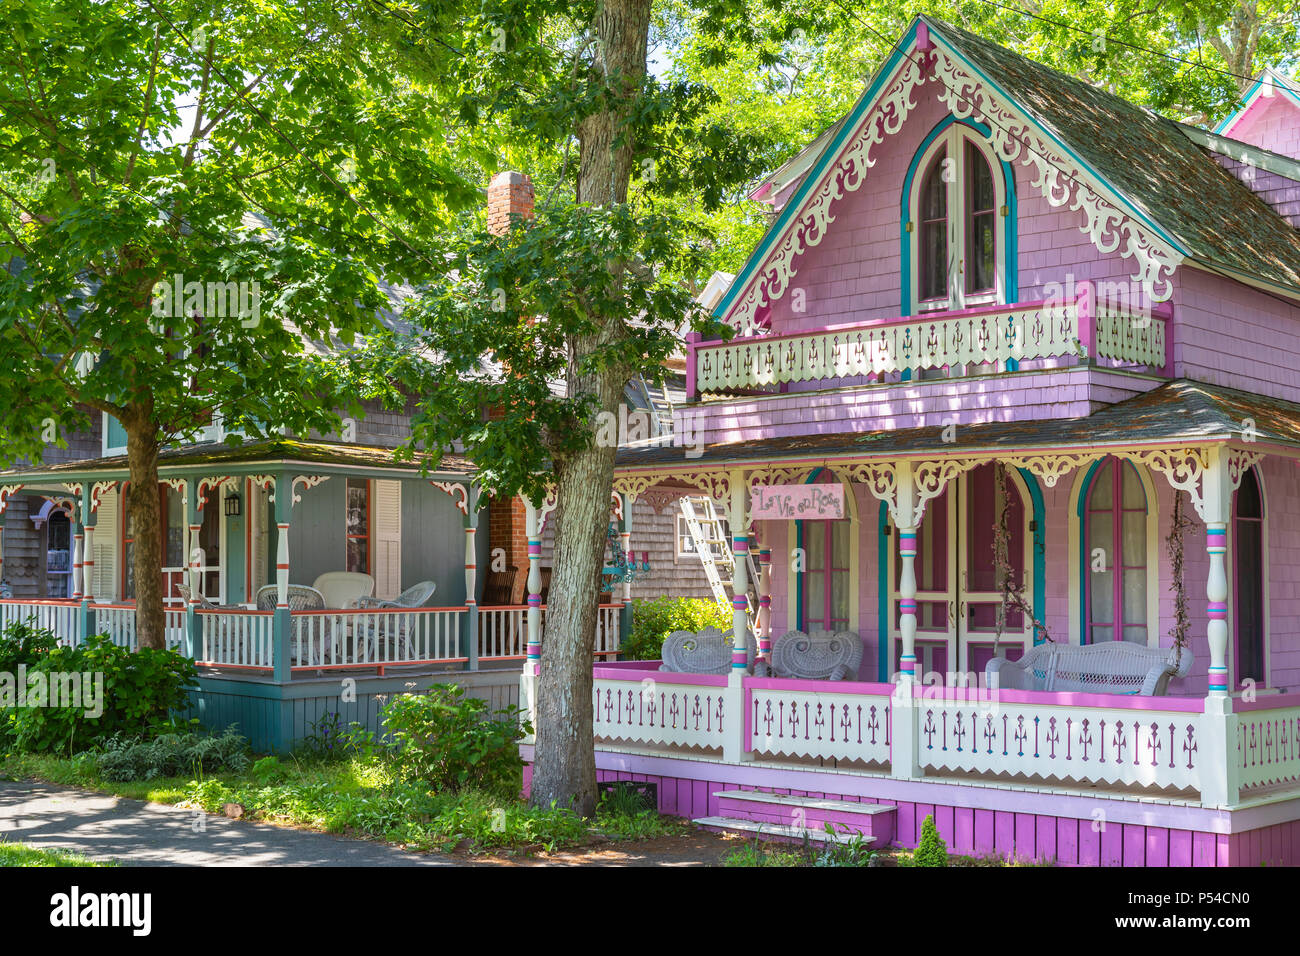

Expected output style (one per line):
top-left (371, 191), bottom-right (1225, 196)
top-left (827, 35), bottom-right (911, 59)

top-left (0, 620), bottom-right (59, 672)
top-left (91, 727), bottom-right (250, 781)
top-left (380, 684), bottom-right (528, 797)
top-left (9, 634), bottom-right (198, 754)
top-left (913, 814), bottom-right (950, 867)
top-left (623, 596), bottom-right (731, 662)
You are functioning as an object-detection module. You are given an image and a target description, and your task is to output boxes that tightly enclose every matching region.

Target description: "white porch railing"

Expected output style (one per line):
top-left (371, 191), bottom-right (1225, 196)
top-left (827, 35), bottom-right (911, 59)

top-left (478, 604), bottom-right (622, 661)
top-left (594, 667), bottom-right (730, 752)
top-left (0, 600), bottom-right (81, 646)
top-left (197, 609), bottom-right (274, 669)
top-left (749, 677), bottom-right (893, 767)
top-left (916, 690), bottom-right (1204, 792)
top-left (95, 604), bottom-right (185, 652)
top-left (1237, 697), bottom-right (1300, 792)
top-left (289, 607), bottom-right (466, 672)
top-left (689, 290), bottom-right (1170, 395)
top-left (570, 668), bottom-right (1247, 803)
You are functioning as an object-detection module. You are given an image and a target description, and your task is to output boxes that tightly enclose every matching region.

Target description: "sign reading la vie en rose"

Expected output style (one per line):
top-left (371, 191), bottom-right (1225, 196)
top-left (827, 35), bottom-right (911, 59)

top-left (750, 483), bottom-right (845, 520)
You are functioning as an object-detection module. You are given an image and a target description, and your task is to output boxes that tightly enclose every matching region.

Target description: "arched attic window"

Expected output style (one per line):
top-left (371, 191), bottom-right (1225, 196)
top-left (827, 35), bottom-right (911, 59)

top-left (908, 122), bottom-right (1009, 313)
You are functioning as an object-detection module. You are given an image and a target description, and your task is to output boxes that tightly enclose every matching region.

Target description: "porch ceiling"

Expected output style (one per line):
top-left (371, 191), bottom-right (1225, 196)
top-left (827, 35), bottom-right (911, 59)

top-left (614, 379), bottom-right (1300, 473)
top-left (0, 438), bottom-right (475, 483)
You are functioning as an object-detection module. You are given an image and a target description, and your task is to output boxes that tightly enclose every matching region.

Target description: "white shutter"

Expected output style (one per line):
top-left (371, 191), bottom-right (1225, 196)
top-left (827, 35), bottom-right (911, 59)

top-left (373, 480), bottom-right (402, 600)
top-left (93, 490), bottom-right (118, 602)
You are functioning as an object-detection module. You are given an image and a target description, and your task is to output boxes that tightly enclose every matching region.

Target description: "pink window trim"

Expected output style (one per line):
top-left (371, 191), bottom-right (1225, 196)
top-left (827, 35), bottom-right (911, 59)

top-left (1084, 458), bottom-right (1147, 643)
top-left (802, 473), bottom-right (849, 632)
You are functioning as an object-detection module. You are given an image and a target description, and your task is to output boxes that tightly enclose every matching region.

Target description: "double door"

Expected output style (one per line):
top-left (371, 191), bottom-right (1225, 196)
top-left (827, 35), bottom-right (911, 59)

top-left (889, 463), bottom-right (1033, 683)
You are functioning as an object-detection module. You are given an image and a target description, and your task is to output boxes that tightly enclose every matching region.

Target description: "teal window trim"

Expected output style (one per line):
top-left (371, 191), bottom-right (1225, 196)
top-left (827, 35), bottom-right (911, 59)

top-left (899, 115), bottom-right (1019, 320)
top-left (1075, 458), bottom-right (1106, 645)
top-left (877, 500), bottom-right (889, 682)
top-left (1016, 467), bottom-right (1046, 644)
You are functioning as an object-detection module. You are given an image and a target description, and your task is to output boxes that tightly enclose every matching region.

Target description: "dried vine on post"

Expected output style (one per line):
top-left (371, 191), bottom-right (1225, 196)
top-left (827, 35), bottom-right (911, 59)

top-left (1167, 489), bottom-right (1193, 668)
top-left (992, 463), bottom-right (1052, 654)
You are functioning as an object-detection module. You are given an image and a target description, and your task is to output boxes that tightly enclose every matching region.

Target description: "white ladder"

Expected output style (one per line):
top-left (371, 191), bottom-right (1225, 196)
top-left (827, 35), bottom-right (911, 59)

top-left (680, 496), bottom-right (759, 631)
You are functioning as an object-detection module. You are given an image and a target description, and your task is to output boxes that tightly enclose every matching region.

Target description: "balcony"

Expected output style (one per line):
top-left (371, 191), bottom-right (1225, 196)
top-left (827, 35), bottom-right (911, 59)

top-left (687, 285), bottom-right (1171, 399)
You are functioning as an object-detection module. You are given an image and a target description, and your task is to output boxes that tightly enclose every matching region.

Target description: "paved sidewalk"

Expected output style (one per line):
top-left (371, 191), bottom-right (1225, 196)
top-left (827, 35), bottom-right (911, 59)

top-left (0, 780), bottom-right (455, 867)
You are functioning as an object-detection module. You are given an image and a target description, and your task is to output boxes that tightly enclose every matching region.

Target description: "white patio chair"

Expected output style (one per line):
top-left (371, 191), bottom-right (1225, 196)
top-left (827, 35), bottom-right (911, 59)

top-left (255, 584), bottom-right (330, 666)
top-left (311, 571), bottom-right (375, 609)
top-left (357, 581), bottom-right (437, 662)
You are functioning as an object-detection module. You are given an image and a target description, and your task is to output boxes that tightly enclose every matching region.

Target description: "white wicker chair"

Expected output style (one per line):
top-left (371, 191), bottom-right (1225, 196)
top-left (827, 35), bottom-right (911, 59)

top-left (660, 626), bottom-right (757, 675)
top-left (312, 571), bottom-right (375, 609)
top-left (986, 641), bottom-right (1193, 696)
top-left (761, 630), bottom-right (863, 681)
top-left (255, 584), bottom-right (329, 666)
top-left (357, 581), bottom-right (437, 661)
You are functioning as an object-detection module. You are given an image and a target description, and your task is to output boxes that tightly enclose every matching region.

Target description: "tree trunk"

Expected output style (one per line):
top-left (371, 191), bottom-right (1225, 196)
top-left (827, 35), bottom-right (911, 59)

top-left (529, 0), bottom-right (652, 816)
top-left (125, 409), bottom-right (166, 650)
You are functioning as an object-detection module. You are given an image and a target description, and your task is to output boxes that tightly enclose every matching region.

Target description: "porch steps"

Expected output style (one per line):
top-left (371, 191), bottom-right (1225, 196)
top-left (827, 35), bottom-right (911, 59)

top-left (693, 789), bottom-right (896, 846)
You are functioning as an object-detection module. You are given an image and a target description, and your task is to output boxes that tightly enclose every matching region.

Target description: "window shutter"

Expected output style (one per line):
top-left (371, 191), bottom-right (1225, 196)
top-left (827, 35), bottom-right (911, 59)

top-left (373, 480), bottom-right (402, 600)
top-left (93, 489), bottom-right (118, 602)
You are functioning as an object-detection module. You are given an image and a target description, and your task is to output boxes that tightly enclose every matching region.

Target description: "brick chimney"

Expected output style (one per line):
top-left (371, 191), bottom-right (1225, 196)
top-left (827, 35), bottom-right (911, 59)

top-left (485, 171), bottom-right (536, 602)
top-left (487, 171), bottom-right (535, 236)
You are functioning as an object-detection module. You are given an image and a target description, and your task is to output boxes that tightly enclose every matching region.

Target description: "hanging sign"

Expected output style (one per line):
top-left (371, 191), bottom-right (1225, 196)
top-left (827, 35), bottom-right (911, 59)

top-left (750, 483), bottom-right (845, 520)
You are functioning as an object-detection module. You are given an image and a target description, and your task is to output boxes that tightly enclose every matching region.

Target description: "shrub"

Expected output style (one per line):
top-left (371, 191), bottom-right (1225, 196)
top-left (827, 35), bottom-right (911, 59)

top-left (9, 634), bottom-right (198, 754)
top-left (913, 814), bottom-right (950, 867)
top-left (623, 596), bottom-right (731, 662)
top-left (0, 620), bottom-right (59, 672)
top-left (380, 684), bottom-right (528, 797)
top-left (91, 727), bottom-right (250, 781)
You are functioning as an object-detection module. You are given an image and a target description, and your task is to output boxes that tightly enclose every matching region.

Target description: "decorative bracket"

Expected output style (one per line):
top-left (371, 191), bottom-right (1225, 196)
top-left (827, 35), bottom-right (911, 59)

top-left (89, 480), bottom-right (118, 514)
top-left (247, 475), bottom-right (276, 503)
top-left (291, 475), bottom-right (330, 505)
top-left (197, 476), bottom-right (239, 510)
top-left (429, 480), bottom-right (471, 516)
top-left (0, 485), bottom-right (26, 515)
top-left (1001, 452), bottom-right (1096, 488)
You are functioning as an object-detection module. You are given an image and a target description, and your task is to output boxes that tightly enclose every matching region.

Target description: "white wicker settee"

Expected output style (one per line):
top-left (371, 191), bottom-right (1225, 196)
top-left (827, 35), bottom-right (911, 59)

top-left (986, 641), bottom-right (1193, 697)
top-left (660, 627), bottom-right (757, 675)
top-left (755, 630), bottom-right (863, 681)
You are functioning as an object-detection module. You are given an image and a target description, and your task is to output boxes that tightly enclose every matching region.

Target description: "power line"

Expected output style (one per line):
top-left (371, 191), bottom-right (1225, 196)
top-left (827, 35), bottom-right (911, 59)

top-left (972, 0), bottom-right (1297, 100)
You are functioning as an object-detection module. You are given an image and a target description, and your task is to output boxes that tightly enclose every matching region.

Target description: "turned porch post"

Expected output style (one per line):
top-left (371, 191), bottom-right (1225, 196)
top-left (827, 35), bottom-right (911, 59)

top-left (462, 485), bottom-right (479, 671)
top-left (524, 495), bottom-right (542, 673)
top-left (1199, 445), bottom-right (1240, 807)
top-left (71, 501), bottom-right (84, 602)
top-left (895, 462), bottom-right (920, 682)
top-left (728, 470), bottom-right (750, 670)
top-left (272, 476), bottom-right (291, 682)
top-left (758, 545), bottom-right (772, 659)
top-left (80, 484), bottom-right (96, 643)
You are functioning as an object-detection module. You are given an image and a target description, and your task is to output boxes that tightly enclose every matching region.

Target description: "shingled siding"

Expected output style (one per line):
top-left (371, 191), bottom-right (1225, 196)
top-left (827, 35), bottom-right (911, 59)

top-left (1226, 91), bottom-right (1300, 163)
top-left (1, 496), bottom-right (45, 599)
top-left (537, 497), bottom-right (716, 603)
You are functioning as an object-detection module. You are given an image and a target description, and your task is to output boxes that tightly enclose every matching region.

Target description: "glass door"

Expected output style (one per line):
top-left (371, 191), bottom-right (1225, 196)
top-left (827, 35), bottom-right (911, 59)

top-left (891, 484), bottom-right (957, 682)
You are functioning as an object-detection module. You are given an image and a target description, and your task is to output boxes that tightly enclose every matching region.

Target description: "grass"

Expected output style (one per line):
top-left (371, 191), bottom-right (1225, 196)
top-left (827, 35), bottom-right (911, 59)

top-left (0, 749), bottom-right (681, 856)
top-left (0, 840), bottom-right (116, 867)
top-left (720, 828), bottom-right (1055, 867)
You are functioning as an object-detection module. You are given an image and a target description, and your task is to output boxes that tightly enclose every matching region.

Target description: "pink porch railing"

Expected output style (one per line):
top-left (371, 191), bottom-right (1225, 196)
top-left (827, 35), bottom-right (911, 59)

top-left (688, 286), bottom-right (1171, 397)
top-left (580, 666), bottom-right (1253, 805)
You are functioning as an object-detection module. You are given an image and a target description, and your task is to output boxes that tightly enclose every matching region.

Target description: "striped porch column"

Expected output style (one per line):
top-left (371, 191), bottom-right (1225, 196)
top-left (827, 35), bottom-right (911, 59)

top-left (524, 497), bottom-right (541, 674)
top-left (729, 474), bottom-right (749, 670)
top-left (758, 547), bottom-right (772, 659)
top-left (463, 514), bottom-right (479, 671)
top-left (71, 517), bottom-right (84, 602)
top-left (897, 526), bottom-right (919, 680)
top-left (1206, 522), bottom-right (1229, 697)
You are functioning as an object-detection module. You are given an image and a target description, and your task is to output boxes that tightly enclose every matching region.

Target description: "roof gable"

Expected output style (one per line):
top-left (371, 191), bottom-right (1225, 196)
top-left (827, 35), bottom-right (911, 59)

top-left (718, 16), bottom-right (1300, 335)
top-left (1214, 68), bottom-right (1300, 137)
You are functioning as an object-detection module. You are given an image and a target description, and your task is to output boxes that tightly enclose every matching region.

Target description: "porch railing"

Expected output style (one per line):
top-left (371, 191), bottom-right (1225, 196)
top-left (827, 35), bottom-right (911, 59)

top-left (0, 600), bottom-right (82, 646)
top-left (96, 604), bottom-right (186, 652)
top-left (196, 608), bottom-right (275, 670)
top-left (571, 666), bottom-right (1251, 806)
top-left (288, 607), bottom-right (467, 672)
top-left (1236, 694), bottom-right (1300, 792)
top-left (688, 288), bottom-right (1171, 397)
top-left (479, 604), bottom-right (623, 661)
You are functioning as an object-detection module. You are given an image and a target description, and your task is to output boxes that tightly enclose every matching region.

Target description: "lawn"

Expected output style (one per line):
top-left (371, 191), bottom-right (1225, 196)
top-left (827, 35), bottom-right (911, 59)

top-left (0, 840), bottom-right (116, 867)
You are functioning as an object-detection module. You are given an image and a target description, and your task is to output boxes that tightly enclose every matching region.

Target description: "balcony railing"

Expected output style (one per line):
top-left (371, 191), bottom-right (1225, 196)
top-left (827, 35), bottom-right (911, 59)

top-left (688, 286), bottom-right (1171, 398)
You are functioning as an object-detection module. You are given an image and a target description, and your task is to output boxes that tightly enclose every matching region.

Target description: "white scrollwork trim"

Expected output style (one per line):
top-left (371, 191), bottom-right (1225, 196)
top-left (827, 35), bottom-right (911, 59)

top-left (913, 458), bottom-right (984, 525)
top-left (60, 482), bottom-right (84, 499)
top-left (723, 49), bottom-right (931, 335)
top-left (429, 480), bottom-right (470, 516)
top-left (0, 484), bottom-right (25, 515)
top-left (1002, 453), bottom-right (1097, 488)
top-left (612, 474), bottom-right (659, 502)
top-left (196, 476), bottom-right (239, 510)
top-left (247, 475), bottom-right (277, 503)
top-left (931, 47), bottom-right (1183, 301)
top-left (89, 480), bottom-right (118, 514)
top-left (1227, 448), bottom-right (1263, 492)
top-left (1119, 448), bottom-right (1209, 520)
top-left (291, 475), bottom-right (330, 505)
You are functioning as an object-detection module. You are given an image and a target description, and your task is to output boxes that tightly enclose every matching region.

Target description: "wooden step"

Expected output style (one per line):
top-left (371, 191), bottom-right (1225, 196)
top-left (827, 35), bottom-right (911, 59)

top-left (712, 789), bottom-right (896, 845)
top-left (693, 816), bottom-right (878, 846)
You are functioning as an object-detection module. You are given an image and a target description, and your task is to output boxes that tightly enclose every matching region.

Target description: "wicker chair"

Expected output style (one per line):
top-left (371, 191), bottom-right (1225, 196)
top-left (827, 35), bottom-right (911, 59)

top-left (255, 584), bottom-right (329, 666)
top-left (986, 641), bottom-right (1193, 696)
top-left (357, 581), bottom-right (437, 661)
top-left (660, 626), bottom-right (757, 675)
top-left (311, 571), bottom-right (375, 609)
top-left (174, 583), bottom-right (219, 610)
top-left (760, 630), bottom-right (863, 681)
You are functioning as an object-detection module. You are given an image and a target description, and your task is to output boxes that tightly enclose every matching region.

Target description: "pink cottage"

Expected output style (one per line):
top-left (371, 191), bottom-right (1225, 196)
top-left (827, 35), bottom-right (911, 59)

top-left (519, 16), bottom-right (1300, 865)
